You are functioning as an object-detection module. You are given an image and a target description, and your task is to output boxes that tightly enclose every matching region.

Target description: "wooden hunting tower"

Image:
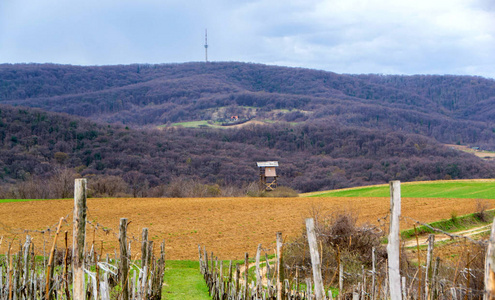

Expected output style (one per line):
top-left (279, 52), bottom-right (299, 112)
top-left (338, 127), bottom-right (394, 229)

top-left (257, 161), bottom-right (279, 191)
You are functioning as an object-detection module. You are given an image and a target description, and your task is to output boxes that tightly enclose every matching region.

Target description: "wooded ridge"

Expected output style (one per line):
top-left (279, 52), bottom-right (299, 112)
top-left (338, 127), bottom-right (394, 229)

top-left (0, 105), bottom-right (493, 193)
top-left (1, 62), bottom-right (495, 149)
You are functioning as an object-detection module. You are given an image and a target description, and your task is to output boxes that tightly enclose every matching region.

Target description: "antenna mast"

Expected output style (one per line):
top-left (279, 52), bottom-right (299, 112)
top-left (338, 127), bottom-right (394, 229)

top-left (204, 29), bottom-right (208, 63)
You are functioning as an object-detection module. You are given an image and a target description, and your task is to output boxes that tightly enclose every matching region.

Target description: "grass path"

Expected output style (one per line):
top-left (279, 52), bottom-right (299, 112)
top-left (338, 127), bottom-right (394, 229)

top-left (403, 224), bottom-right (491, 248)
top-left (163, 260), bottom-right (210, 299)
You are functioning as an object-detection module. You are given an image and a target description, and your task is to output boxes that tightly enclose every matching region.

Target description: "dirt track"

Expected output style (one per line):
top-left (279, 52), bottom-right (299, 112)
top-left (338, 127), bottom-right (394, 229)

top-left (0, 197), bottom-right (492, 260)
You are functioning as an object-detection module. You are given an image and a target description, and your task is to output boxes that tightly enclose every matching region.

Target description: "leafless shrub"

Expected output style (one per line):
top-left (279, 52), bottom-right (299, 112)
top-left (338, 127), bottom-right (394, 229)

top-left (283, 207), bottom-right (387, 288)
top-left (165, 177), bottom-right (223, 197)
top-left (474, 199), bottom-right (490, 222)
top-left (88, 175), bottom-right (128, 197)
top-left (13, 178), bottom-right (51, 199)
top-left (147, 184), bottom-right (168, 197)
top-left (220, 185), bottom-right (245, 197)
top-left (246, 181), bottom-right (264, 197)
top-left (261, 186), bottom-right (299, 197)
top-left (54, 247), bottom-right (72, 267)
top-left (166, 177), bottom-right (192, 197)
top-left (47, 167), bottom-right (78, 198)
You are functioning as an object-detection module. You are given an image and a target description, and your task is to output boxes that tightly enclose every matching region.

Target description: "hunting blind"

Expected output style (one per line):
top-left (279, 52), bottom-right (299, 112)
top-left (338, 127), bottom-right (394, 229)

top-left (257, 161), bottom-right (279, 191)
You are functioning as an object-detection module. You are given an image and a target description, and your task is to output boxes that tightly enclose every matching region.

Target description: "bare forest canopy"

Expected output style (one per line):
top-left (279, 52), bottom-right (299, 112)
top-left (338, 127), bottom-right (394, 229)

top-left (1, 62), bottom-right (495, 150)
top-left (0, 105), bottom-right (493, 194)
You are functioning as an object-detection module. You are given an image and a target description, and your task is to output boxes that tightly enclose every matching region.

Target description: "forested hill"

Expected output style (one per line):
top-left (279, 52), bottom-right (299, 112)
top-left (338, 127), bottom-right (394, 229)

top-left (1, 62), bottom-right (495, 149)
top-left (1, 105), bottom-right (493, 193)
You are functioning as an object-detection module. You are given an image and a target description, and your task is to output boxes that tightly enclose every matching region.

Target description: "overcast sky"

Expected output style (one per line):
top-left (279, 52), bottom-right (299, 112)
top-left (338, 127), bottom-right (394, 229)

top-left (1, 0), bottom-right (494, 78)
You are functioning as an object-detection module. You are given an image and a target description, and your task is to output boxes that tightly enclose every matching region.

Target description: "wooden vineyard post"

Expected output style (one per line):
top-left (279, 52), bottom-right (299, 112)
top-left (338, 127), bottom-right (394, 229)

top-left (46, 217), bottom-right (64, 300)
top-left (306, 218), bottom-right (326, 300)
top-left (339, 261), bottom-right (343, 299)
top-left (276, 232), bottom-right (284, 300)
top-left (73, 178), bottom-right (87, 300)
top-left (141, 228), bottom-right (148, 269)
top-left (119, 218), bottom-right (130, 300)
top-left (244, 252), bottom-right (249, 299)
top-left (255, 243), bottom-right (262, 296)
top-left (372, 247), bottom-right (376, 300)
top-left (387, 180), bottom-right (402, 300)
top-left (425, 234), bottom-right (435, 300)
top-left (484, 217), bottom-right (495, 300)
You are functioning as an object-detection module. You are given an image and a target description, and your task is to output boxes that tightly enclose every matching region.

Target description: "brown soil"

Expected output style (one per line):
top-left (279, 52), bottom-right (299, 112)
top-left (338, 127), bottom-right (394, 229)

top-left (0, 197), bottom-right (492, 260)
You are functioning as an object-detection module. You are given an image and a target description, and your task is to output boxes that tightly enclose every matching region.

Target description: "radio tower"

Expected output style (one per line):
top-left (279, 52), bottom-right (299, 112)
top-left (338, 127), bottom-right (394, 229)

top-left (204, 29), bottom-right (208, 63)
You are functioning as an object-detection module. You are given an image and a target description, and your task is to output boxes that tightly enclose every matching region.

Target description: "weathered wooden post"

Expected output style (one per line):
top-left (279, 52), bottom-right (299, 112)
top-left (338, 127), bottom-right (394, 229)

top-left (276, 232), bottom-right (284, 300)
top-left (425, 234), bottom-right (435, 299)
top-left (339, 261), bottom-right (343, 299)
top-left (484, 217), bottom-right (495, 300)
top-left (73, 178), bottom-right (87, 300)
top-left (306, 218), bottom-right (326, 300)
top-left (244, 252), bottom-right (249, 299)
top-left (119, 218), bottom-right (130, 300)
top-left (46, 217), bottom-right (64, 300)
top-left (141, 228), bottom-right (149, 269)
top-left (371, 247), bottom-right (376, 300)
top-left (255, 243), bottom-right (262, 296)
top-left (388, 180), bottom-right (402, 300)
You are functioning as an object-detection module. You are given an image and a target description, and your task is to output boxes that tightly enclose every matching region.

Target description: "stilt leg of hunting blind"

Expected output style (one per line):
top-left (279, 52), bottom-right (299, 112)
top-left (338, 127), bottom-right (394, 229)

top-left (387, 180), bottom-right (402, 300)
top-left (306, 218), bottom-right (326, 300)
top-left (73, 178), bottom-right (87, 300)
top-left (484, 217), bottom-right (495, 300)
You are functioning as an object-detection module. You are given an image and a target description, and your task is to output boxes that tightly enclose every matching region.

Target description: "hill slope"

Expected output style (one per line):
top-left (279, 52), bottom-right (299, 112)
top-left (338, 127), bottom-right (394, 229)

top-left (1, 62), bottom-right (495, 149)
top-left (1, 105), bottom-right (494, 193)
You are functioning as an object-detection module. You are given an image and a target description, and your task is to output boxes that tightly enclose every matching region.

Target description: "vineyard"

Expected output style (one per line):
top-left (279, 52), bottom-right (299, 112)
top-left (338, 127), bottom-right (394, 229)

top-left (198, 182), bottom-right (495, 299)
top-left (1, 179), bottom-right (495, 299)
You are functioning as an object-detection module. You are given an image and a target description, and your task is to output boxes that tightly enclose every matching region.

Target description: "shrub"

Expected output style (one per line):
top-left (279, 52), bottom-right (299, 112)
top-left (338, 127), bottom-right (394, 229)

top-left (474, 199), bottom-right (490, 222)
top-left (450, 210), bottom-right (459, 225)
top-left (261, 186), bottom-right (299, 197)
top-left (283, 208), bottom-right (387, 288)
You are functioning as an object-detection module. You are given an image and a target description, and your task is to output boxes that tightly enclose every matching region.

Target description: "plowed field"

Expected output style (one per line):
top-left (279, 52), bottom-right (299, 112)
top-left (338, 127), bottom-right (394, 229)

top-left (0, 197), bottom-right (491, 260)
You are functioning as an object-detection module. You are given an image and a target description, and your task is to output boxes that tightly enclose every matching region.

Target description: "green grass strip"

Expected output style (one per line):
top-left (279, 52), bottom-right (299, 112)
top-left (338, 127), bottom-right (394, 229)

top-left (0, 198), bottom-right (58, 203)
top-left (306, 180), bottom-right (495, 199)
top-left (163, 260), bottom-right (210, 300)
top-left (400, 210), bottom-right (495, 239)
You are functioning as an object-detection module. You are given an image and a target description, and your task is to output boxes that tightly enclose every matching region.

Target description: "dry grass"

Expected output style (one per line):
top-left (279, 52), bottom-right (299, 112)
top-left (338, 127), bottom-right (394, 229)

top-left (0, 196), bottom-right (493, 260)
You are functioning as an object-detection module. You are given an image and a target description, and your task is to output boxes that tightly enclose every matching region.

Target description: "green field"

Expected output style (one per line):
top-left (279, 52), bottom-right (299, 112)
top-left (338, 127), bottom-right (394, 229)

top-left (304, 180), bottom-right (495, 198)
top-left (168, 121), bottom-right (220, 128)
top-left (0, 198), bottom-right (49, 203)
